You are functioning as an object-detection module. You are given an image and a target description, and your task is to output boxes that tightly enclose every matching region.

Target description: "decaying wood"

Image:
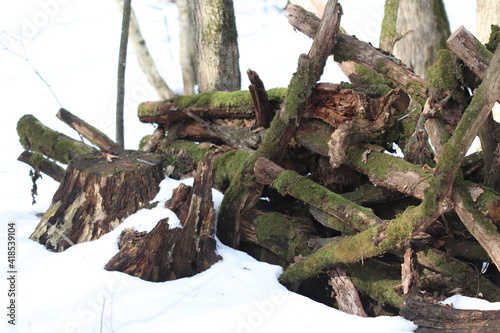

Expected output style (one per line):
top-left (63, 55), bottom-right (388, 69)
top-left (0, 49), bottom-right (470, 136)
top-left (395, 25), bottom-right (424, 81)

top-left (327, 267), bottom-right (368, 317)
top-left (105, 151), bottom-right (222, 281)
top-left (447, 25), bottom-right (492, 80)
top-left (254, 157), bottom-right (383, 233)
top-left (140, 125), bottom-right (165, 152)
top-left (57, 108), bottom-right (121, 150)
top-left (17, 151), bottom-right (65, 182)
top-left (401, 241), bottom-right (418, 295)
top-left (286, 4), bottom-right (429, 103)
top-left (247, 69), bottom-right (272, 128)
top-left (400, 297), bottom-right (500, 332)
top-left (17, 114), bottom-right (96, 165)
top-left (30, 150), bottom-right (164, 251)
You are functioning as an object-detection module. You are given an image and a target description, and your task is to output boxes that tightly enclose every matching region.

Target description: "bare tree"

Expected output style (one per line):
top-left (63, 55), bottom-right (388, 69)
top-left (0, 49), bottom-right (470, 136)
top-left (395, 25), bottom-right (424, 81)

top-left (190, 0), bottom-right (241, 92)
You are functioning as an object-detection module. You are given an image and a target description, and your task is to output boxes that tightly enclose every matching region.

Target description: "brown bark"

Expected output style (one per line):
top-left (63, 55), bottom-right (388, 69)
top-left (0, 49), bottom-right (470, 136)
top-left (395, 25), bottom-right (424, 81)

top-left (105, 151), bottom-right (222, 281)
top-left (57, 108), bottom-right (121, 150)
top-left (30, 150), bottom-right (164, 251)
top-left (247, 69), bottom-right (272, 128)
top-left (400, 297), bottom-right (500, 332)
top-left (17, 151), bottom-right (65, 182)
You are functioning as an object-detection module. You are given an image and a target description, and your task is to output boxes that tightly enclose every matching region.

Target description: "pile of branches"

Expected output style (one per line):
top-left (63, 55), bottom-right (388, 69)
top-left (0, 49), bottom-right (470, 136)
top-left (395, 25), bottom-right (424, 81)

top-left (17, 0), bottom-right (500, 326)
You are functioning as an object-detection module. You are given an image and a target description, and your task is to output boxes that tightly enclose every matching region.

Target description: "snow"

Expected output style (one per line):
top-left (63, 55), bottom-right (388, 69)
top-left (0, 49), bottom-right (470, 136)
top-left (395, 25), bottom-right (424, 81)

top-left (0, 0), bottom-right (497, 332)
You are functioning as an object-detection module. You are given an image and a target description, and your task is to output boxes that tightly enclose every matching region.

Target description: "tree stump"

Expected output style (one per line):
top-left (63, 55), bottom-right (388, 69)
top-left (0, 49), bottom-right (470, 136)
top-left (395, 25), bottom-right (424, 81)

top-left (30, 150), bottom-right (164, 251)
top-left (104, 150), bottom-right (222, 282)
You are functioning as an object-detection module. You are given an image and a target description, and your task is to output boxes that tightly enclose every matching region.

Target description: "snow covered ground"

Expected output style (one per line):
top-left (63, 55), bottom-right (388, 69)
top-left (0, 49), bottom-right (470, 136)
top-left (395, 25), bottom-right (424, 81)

top-left (0, 0), bottom-right (497, 332)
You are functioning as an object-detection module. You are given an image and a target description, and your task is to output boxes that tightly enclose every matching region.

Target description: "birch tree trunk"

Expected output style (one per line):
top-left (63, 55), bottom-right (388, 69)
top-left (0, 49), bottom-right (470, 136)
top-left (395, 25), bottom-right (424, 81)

top-left (190, 0), bottom-right (241, 92)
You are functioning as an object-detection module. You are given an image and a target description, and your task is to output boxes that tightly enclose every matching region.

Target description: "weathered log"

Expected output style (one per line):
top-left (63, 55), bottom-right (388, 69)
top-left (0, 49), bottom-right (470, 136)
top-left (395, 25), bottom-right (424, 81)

top-left (247, 69), bottom-right (272, 128)
top-left (286, 4), bottom-right (429, 103)
top-left (217, 0), bottom-right (343, 247)
top-left (56, 108), bottom-right (121, 150)
top-left (254, 157), bottom-right (383, 233)
top-left (327, 267), bottom-right (368, 317)
top-left (447, 25), bottom-right (492, 80)
top-left (104, 151), bottom-right (222, 281)
top-left (140, 125), bottom-right (165, 152)
top-left (400, 297), bottom-right (500, 332)
top-left (17, 114), bottom-right (96, 165)
top-left (138, 88), bottom-right (286, 125)
top-left (17, 151), bottom-right (65, 182)
top-left (30, 150), bottom-right (164, 251)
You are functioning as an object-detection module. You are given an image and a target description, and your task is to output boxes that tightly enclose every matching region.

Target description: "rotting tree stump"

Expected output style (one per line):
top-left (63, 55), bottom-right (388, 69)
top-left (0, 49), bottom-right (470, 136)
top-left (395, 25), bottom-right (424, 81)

top-left (104, 150), bottom-right (222, 282)
top-left (30, 150), bottom-right (164, 252)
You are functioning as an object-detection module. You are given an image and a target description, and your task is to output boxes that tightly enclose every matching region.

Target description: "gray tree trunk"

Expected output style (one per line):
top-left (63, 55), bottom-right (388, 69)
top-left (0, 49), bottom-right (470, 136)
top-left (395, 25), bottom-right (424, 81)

top-left (190, 0), bottom-right (241, 92)
top-left (381, 0), bottom-right (450, 79)
top-left (177, 0), bottom-right (197, 95)
top-left (477, 0), bottom-right (500, 43)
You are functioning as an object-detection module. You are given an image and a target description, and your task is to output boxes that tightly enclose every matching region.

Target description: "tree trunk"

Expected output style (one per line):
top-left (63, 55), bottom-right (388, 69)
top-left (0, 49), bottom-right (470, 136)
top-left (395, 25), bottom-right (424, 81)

top-left (177, 0), bottom-right (197, 95)
top-left (30, 150), bottom-right (164, 251)
top-left (190, 0), bottom-right (241, 92)
top-left (381, 0), bottom-right (450, 79)
top-left (477, 0), bottom-right (500, 43)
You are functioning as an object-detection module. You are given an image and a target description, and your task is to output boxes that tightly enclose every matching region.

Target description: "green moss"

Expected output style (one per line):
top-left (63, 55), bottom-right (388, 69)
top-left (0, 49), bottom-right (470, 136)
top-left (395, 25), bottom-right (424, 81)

top-left (380, 0), bottom-right (400, 49)
top-left (17, 114), bottom-right (94, 164)
top-left (404, 82), bottom-right (426, 105)
top-left (213, 149), bottom-right (251, 191)
top-left (348, 259), bottom-right (403, 309)
top-left (139, 135), bottom-right (151, 150)
top-left (254, 212), bottom-right (314, 262)
top-left (426, 49), bottom-right (463, 100)
top-left (485, 25), bottom-right (500, 53)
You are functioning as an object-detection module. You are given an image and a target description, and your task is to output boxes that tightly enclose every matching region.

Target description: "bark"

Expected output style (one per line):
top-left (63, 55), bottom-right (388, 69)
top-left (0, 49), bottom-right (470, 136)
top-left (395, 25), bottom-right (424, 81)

top-left (140, 125), bottom-right (165, 152)
top-left (190, 0), bottom-right (241, 92)
top-left (57, 108), bottom-right (121, 150)
top-left (286, 4), bottom-right (429, 104)
top-left (30, 150), bottom-right (164, 251)
top-left (115, 0), bottom-right (174, 99)
top-left (400, 297), bottom-right (500, 332)
top-left (327, 267), bottom-right (368, 317)
top-left (247, 69), bottom-right (272, 128)
top-left (17, 151), bottom-right (65, 182)
top-left (17, 114), bottom-right (96, 165)
top-left (104, 151), bottom-right (222, 281)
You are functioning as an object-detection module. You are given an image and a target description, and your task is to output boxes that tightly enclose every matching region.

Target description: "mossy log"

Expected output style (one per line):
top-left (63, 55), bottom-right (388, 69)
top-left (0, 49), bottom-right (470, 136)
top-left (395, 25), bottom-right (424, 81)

top-left (105, 151), bottom-right (221, 282)
top-left (30, 150), bottom-right (164, 251)
top-left (17, 114), bottom-right (96, 165)
top-left (17, 151), bottom-right (65, 182)
top-left (400, 297), bottom-right (500, 332)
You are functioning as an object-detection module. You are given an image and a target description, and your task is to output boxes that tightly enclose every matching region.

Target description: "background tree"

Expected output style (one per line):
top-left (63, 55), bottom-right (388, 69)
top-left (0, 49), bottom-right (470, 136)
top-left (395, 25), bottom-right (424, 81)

top-left (190, 0), bottom-right (241, 92)
top-left (477, 0), bottom-right (500, 43)
top-left (380, 0), bottom-right (450, 79)
top-left (177, 0), bottom-right (198, 95)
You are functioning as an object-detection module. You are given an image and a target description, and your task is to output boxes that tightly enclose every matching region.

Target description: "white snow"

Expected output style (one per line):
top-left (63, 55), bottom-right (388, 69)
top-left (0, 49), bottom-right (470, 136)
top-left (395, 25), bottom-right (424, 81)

top-left (0, 0), bottom-right (497, 332)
